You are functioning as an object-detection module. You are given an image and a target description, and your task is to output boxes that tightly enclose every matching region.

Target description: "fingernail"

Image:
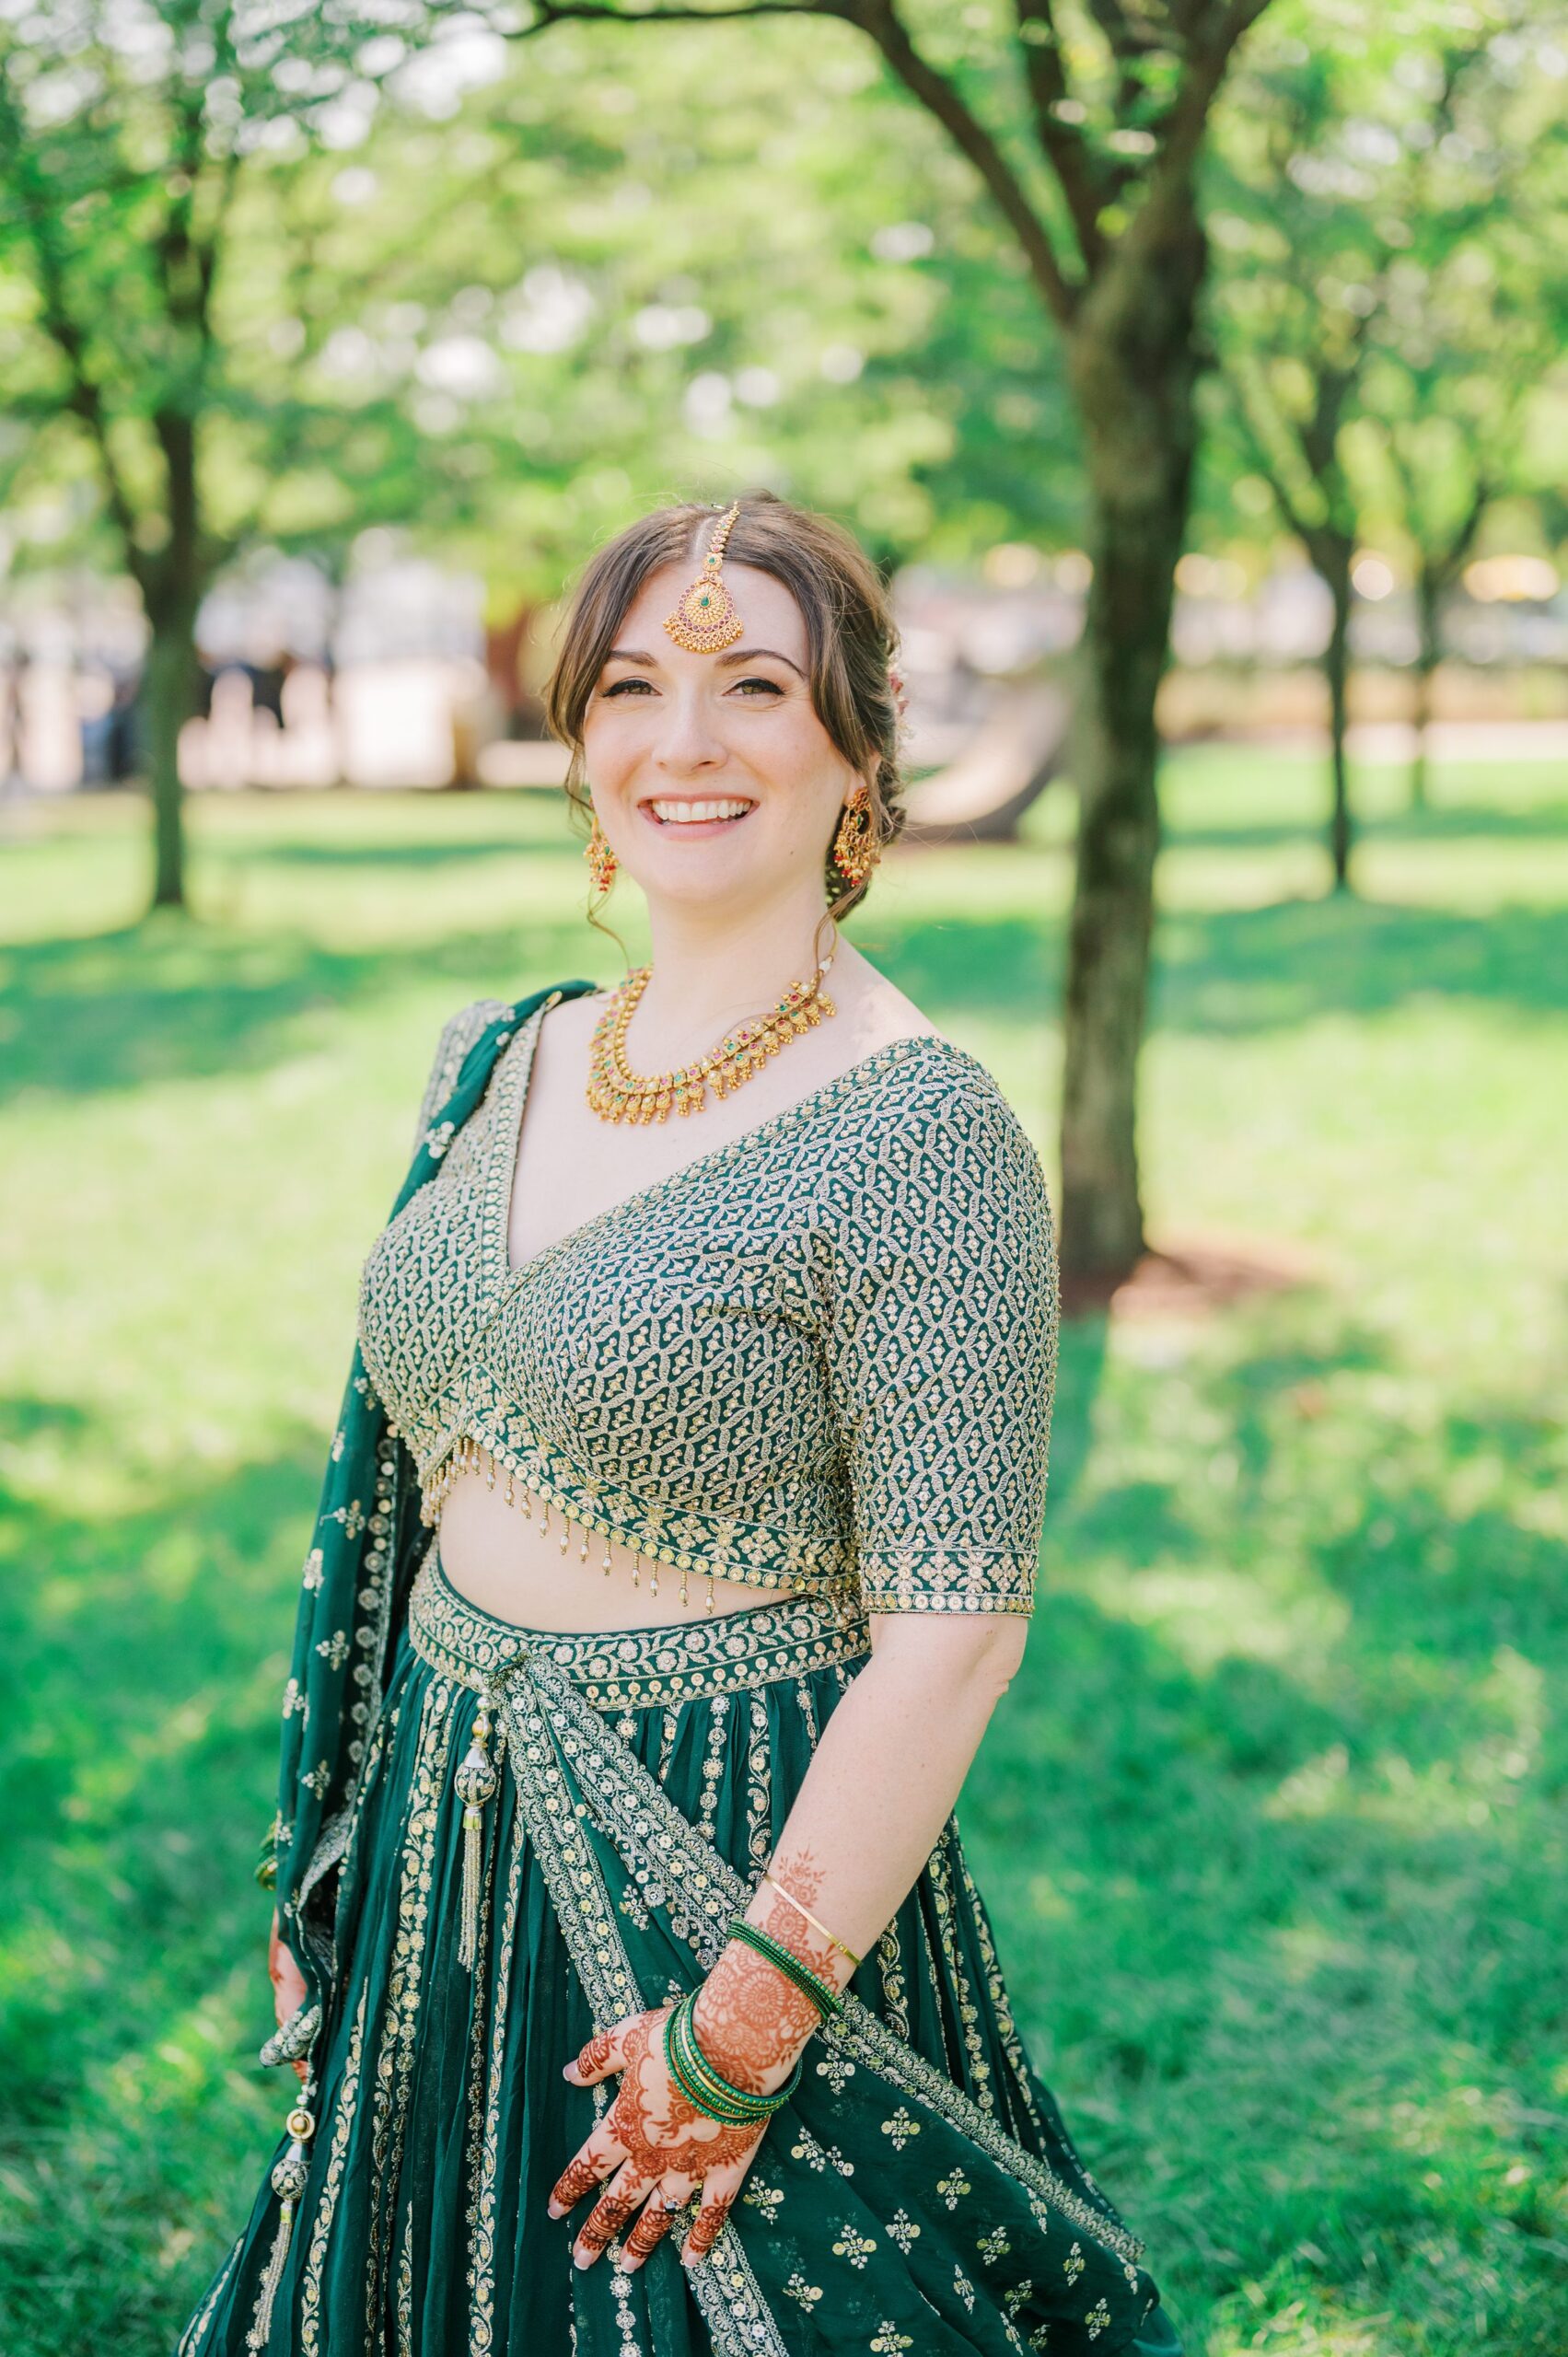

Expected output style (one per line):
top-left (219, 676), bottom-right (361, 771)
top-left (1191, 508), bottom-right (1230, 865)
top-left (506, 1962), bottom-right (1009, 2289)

top-left (573, 2247), bottom-right (593, 2270)
top-left (562, 2062), bottom-right (578, 2083)
top-left (546, 2200), bottom-right (565, 2220)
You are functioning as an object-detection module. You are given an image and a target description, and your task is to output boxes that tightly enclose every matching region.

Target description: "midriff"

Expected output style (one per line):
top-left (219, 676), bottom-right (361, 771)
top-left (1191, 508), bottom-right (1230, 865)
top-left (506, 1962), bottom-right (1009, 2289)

top-left (435, 1445), bottom-right (809, 1631)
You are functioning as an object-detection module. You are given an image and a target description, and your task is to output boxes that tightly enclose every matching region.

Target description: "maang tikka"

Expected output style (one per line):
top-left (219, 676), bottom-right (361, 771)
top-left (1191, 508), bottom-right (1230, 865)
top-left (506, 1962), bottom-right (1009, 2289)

top-left (664, 500), bottom-right (745, 653)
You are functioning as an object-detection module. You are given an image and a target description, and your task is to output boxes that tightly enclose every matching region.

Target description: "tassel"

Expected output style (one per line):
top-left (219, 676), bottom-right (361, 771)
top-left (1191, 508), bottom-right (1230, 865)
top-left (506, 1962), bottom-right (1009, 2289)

top-left (454, 1698), bottom-right (498, 1971)
top-left (246, 2102), bottom-right (314, 2351)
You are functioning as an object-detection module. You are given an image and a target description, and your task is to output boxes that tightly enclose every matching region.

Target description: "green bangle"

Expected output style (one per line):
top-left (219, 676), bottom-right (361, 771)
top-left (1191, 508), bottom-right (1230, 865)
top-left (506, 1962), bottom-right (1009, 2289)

top-left (664, 1990), bottom-right (802, 2125)
top-left (728, 1917), bottom-right (842, 2019)
top-left (667, 1993), bottom-right (774, 2123)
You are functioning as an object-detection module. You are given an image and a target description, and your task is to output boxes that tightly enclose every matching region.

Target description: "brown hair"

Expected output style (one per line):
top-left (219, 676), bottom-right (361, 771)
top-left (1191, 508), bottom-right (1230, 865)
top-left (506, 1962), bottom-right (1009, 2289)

top-left (543, 489), bottom-right (905, 920)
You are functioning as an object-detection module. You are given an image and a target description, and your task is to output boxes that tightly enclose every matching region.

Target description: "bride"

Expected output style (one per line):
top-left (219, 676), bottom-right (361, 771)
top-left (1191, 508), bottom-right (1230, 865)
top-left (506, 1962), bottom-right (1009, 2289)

top-left (180, 489), bottom-right (1179, 2357)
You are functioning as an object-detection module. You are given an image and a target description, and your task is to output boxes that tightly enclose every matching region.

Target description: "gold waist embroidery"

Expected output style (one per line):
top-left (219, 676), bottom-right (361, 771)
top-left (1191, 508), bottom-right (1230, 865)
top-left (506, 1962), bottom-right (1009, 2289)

top-left (406, 1540), bottom-right (868, 1710)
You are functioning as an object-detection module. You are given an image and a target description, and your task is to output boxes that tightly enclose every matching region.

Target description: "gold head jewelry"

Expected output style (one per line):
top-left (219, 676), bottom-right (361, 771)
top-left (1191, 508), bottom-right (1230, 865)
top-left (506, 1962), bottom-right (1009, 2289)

top-left (664, 500), bottom-right (745, 654)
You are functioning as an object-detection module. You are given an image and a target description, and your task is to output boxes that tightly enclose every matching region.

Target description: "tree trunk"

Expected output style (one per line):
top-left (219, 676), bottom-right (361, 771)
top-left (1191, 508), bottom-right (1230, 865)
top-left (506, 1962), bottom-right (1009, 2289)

top-left (1058, 216), bottom-right (1206, 1292)
top-left (1411, 562), bottom-right (1441, 811)
top-left (1322, 552), bottom-right (1353, 892)
top-left (142, 594), bottom-right (201, 909)
top-left (140, 407), bottom-right (204, 911)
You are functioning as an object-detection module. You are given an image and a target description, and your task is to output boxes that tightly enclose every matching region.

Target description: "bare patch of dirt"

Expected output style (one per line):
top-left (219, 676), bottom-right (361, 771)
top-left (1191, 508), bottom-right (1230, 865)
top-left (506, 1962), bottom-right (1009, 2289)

top-left (1061, 1231), bottom-right (1322, 1322)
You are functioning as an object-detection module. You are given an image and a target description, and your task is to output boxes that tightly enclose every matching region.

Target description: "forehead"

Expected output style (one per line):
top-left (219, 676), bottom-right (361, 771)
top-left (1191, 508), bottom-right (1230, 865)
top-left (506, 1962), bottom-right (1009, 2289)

top-left (617, 560), bottom-right (809, 661)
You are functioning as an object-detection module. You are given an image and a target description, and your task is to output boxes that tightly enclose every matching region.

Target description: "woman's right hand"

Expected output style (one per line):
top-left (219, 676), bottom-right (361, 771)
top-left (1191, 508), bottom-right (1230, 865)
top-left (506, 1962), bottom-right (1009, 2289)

top-left (268, 1908), bottom-right (310, 2084)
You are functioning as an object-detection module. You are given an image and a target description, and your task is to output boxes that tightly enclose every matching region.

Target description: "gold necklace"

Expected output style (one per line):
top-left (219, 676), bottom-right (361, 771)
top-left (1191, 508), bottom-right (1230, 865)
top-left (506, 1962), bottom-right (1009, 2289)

top-left (586, 958), bottom-right (836, 1124)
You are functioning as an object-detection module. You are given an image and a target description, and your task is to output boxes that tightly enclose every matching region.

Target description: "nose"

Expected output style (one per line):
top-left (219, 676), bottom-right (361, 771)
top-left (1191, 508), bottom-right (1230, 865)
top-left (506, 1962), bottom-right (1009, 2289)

top-left (651, 682), bottom-right (729, 777)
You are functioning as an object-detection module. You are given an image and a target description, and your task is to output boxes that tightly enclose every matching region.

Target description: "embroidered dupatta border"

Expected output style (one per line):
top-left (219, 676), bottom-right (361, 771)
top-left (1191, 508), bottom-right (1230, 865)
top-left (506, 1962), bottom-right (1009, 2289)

top-left (495, 1649), bottom-right (791, 2357)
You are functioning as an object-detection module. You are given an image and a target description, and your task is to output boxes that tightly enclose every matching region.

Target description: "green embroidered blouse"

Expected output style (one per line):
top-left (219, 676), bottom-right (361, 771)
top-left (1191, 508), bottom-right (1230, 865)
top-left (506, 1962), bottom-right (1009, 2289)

top-left (355, 990), bottom-right (1059, 1617)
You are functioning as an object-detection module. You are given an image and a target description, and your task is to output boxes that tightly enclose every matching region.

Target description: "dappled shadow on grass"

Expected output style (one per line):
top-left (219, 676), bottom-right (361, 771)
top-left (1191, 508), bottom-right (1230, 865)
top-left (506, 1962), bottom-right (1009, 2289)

top-left (1152, 896), bottom-right (1568, 1029)
top-left (0, 1401), bottom-right (333, 2353)
top-left (1163, 798), bottom-right (1568, 854)
top-left (0, 920), bottom-right (598, 1107)
top-left (959, 1326), bottom-right (1568, 2348)
top-left (226, 832), bottom-right (563, 869)
top-left (875, 912), bottom-right (1060, 1018)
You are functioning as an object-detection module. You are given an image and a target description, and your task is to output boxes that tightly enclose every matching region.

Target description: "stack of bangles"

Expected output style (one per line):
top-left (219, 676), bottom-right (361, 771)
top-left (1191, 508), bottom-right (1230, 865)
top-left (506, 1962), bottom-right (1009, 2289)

top-left (663, 1915), bottom-right (854, 2126)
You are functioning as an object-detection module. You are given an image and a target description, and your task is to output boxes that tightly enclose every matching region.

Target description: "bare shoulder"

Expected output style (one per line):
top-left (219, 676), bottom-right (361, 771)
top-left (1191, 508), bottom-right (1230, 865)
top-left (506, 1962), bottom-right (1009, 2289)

top-left (830, 946), bottom-right (943, 1061)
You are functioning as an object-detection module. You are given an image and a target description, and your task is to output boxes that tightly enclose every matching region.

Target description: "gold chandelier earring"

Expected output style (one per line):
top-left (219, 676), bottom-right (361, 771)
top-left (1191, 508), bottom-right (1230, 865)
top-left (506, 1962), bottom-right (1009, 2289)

top-left (584, 807), bottom-right (618, 899)
top-left (832, 784), bottom-right (879, 888)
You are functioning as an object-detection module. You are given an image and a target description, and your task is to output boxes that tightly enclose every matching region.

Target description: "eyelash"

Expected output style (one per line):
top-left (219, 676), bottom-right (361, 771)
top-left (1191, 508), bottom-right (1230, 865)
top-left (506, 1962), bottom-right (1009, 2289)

top-left (600, 676), bottom-right (783, 699)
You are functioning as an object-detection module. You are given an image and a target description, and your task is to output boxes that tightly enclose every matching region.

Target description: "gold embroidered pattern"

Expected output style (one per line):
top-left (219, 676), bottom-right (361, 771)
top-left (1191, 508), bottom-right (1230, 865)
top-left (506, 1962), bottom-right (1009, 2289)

top-left (299, 1985), bottom-right (368, 2356)
top-left (928, 1826), bottom-right (994, 2114)
top-left (358, 1004), bottom-right (1056, 1620)
top-left (366, 1681), bottom-right (451, 2321)
top-left (468, 1803), bottom-right (528, 2356)
top-left (177, 2233), bottom-right (244, 2355)
top-left (412, 997), bottom-right (512, 1157)
top-left (407, 1541), bottom-right (870, 1712)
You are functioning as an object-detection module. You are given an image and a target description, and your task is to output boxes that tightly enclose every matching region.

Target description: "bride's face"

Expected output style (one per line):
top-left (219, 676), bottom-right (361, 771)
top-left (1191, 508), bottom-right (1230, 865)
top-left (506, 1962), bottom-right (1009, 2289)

top-left (579, 561), bottom-right (865, 920)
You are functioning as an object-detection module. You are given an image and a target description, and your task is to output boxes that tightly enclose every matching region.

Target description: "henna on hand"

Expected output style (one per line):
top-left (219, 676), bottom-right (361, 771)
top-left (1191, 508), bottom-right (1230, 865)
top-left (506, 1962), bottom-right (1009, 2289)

top-left (576, 2164), bottom-right (653, 2261)
top-left (550, 2005), bottom-right (768, 2268)
top-left (683, 2192), bottom-right (733, 2263)
top-left (690, 1844), bottom-right (854, 2094)
top-left (620, 2184), bottom-right (691, 2270)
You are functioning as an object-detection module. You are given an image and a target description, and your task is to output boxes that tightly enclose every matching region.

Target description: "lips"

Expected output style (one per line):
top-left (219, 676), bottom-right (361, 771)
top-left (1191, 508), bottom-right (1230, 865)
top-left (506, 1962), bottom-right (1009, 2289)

top-left (644, 797), bottom-right (756, 826)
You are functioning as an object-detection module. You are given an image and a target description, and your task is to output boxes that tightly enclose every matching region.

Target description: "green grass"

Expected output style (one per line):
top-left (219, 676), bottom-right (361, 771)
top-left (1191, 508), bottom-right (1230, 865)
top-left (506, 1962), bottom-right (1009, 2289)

top-left (2, 748), bottom-right (1565, 2355)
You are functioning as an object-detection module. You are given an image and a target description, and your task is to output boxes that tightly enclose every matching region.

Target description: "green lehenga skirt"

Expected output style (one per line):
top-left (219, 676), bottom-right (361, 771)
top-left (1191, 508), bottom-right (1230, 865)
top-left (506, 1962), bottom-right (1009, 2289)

top-left (180, 1545), bottom-right (1179, 2357)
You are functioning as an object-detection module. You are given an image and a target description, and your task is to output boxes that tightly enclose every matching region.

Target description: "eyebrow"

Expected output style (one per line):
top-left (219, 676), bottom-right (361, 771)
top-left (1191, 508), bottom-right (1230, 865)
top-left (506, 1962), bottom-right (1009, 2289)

top-left (603, 644), bottom-right (805, 678)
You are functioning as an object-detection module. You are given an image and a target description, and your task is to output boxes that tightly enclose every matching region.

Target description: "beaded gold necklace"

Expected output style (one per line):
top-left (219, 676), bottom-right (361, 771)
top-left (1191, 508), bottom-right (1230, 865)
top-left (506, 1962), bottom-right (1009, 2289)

top-left (586, 959), bottom-right (836, 1125)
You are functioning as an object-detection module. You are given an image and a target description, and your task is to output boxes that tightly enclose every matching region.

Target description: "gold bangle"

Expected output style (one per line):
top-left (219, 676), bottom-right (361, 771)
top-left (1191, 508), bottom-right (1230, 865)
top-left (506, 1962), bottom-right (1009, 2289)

top-left (761, 1872), bottom-right (863, 1970)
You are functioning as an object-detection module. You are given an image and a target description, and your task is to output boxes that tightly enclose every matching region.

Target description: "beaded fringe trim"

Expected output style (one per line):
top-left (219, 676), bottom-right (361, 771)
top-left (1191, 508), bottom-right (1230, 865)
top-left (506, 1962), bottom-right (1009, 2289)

top-left (419, 1428), bottom-right (726, 1612)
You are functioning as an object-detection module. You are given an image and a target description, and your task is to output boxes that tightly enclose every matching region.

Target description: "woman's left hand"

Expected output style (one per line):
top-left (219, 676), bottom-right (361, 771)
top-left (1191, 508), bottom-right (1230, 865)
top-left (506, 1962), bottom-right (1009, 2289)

top-left (548, 2006), bottom-right (771, 2272)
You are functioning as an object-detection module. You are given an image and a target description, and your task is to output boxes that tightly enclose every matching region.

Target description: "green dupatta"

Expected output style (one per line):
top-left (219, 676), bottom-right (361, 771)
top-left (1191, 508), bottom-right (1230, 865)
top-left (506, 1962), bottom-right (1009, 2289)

top-left (262, 981), bottom-right (597, 2029)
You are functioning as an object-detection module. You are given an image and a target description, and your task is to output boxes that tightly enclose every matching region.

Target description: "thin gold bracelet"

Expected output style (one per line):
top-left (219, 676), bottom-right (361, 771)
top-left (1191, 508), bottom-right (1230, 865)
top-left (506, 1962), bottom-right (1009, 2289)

top-left (761, 1872), bottom-right (864, 1970)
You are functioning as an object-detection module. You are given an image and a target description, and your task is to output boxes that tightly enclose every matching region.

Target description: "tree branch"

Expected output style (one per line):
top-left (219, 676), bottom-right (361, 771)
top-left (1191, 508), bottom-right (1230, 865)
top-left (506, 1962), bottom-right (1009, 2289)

top-left (841, 0), bottom-right (1078, 323)
top-left (523, 0), bottom-right (1081, 322)
top-left (0, 111), bottom-right (145, 580)
top-left (1012, 1), bottom-right (1105, 273)
top-left (1114, 0), bottom-right (1271, 274)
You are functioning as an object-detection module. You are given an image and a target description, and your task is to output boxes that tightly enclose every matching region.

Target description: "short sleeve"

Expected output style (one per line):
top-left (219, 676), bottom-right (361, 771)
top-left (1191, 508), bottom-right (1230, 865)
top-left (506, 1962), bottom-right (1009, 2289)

top-left (410, 997), bottom-right (510, 1157)
top-left (824, 1077), bottom-right (1058, 1617)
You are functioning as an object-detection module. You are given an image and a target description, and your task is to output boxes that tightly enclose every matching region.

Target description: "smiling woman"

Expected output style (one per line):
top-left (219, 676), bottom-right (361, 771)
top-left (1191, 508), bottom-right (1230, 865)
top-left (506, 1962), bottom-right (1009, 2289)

top-left (180, 493), bottom-right (1181, 2357)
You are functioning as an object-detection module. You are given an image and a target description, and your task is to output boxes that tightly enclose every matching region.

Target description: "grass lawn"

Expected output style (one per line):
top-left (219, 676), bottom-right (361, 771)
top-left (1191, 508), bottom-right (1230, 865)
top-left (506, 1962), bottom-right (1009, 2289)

top-left (2, 746), bottom-right (1564, 2355)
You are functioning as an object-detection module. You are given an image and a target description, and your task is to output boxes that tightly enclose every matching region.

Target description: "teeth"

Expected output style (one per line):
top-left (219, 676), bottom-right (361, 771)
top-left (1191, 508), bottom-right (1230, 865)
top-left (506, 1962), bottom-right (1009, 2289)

top-left (649, 799), bottom-right (751, 824)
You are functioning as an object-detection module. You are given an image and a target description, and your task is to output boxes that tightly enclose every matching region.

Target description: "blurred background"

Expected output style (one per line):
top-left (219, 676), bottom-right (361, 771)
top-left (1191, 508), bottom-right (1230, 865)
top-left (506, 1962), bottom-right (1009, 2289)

top-left (1, 5), bottom-right (1564, 2353)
